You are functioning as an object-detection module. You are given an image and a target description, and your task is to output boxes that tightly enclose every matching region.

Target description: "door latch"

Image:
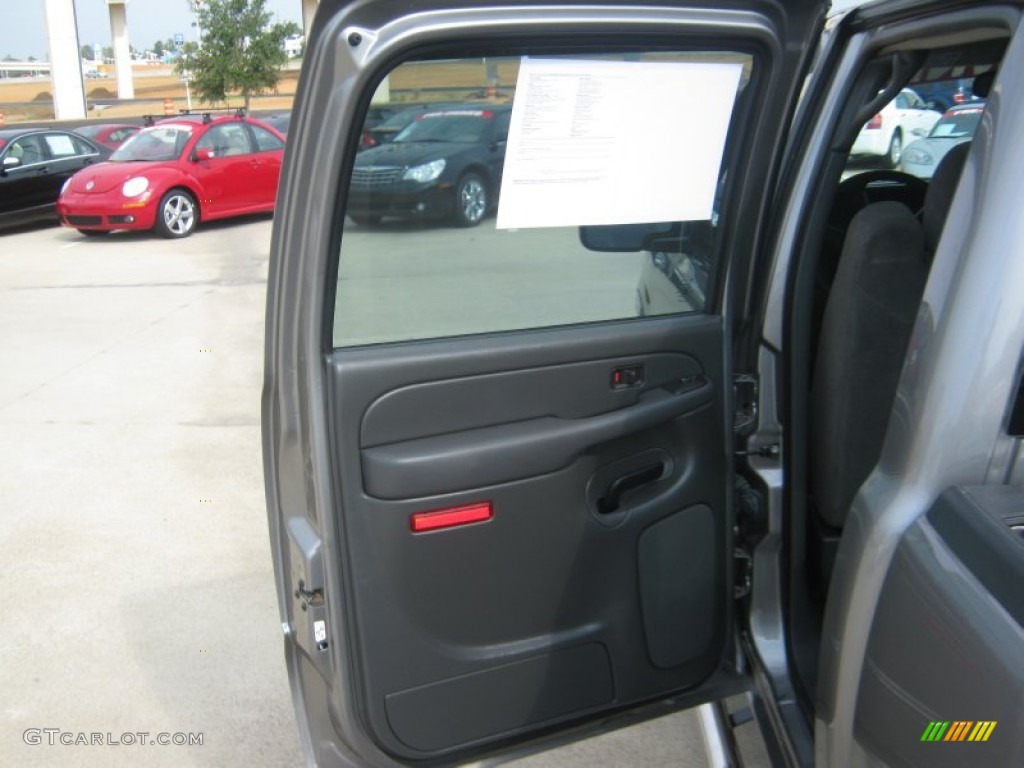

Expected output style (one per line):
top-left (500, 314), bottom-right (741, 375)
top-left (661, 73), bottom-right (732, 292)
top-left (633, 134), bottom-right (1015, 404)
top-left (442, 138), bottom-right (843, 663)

top-left (294, 579), bottom-right (324, 610)
top-left (287, 516), bottom-right (331, 669)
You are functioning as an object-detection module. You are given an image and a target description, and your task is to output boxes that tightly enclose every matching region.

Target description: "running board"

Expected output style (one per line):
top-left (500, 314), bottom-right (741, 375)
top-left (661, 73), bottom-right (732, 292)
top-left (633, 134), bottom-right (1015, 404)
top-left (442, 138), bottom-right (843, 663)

top-left (697, 701), bottom-right (743, 768)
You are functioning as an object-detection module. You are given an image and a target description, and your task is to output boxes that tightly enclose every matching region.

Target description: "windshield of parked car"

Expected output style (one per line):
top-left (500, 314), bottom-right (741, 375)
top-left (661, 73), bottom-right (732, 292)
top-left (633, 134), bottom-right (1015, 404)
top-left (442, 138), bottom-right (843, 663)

top-left (74, 125), bottom-right (103, 139)
top-left (393, 112), bottom-right (491, 144)
top-left (376, 107), bottom-right (427, 133)
top-left (110, 126), bottom-right (193, 161)
top-left (928, 106), bottom-right (983, 139)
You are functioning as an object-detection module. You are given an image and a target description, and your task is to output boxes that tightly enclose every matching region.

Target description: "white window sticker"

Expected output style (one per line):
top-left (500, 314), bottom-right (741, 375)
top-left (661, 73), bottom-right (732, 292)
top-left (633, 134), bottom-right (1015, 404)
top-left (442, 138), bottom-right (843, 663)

top-left (496, 58), bottom-right (743, 229)
top-left (45, 134), bottom-right (77, 157)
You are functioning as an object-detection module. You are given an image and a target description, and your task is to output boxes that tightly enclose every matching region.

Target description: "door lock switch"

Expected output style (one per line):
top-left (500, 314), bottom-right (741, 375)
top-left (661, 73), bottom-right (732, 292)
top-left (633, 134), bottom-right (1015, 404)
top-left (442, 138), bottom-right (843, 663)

top-left (611, 364), bottom-right (644, 389)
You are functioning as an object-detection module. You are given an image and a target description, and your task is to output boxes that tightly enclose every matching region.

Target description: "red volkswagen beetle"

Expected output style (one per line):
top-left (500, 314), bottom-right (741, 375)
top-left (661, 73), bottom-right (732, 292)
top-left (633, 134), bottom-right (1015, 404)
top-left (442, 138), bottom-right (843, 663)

top-left (57, 112), bottom-right (285, 238)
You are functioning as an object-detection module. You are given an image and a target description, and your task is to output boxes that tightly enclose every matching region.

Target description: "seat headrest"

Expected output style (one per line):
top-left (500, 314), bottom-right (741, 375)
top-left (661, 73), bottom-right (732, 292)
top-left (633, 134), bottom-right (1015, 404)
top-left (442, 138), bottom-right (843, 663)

top-left (973, 70), bottom-right (995, 99)
top-left (923, 141), bottom-right (970, 253)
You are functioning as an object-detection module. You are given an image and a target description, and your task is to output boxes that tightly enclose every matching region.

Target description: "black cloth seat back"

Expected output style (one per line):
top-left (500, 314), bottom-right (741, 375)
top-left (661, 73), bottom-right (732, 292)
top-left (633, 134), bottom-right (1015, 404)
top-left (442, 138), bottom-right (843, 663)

top-left (811, 144), bottom-right (970, 528)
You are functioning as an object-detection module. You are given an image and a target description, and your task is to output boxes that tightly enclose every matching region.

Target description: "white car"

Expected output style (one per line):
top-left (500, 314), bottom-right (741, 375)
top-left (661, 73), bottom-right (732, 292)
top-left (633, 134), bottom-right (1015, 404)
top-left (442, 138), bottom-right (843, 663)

top-left (851, 87), bottom-right (942, 167)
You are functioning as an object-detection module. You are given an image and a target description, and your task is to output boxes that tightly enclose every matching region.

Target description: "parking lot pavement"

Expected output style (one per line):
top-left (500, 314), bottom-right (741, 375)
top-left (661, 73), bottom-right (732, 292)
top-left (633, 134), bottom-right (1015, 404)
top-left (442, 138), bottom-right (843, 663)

top-left (0, 217), bottom-right (768, 767)
top-left (0, 217), bottom-right (300, 767)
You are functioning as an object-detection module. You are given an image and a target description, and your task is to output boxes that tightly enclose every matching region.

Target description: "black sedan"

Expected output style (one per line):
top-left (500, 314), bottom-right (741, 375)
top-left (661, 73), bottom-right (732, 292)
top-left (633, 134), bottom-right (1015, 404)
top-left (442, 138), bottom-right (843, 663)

top-left (0, 128), bottom-right (109, 231)
top-left (347, 104), bottom-right (512, 227)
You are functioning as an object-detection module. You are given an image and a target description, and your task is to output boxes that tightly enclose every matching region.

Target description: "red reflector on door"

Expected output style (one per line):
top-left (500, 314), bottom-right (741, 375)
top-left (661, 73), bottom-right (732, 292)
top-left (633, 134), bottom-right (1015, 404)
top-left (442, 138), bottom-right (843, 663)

top-left (410, 502), bottom-right (493, 533)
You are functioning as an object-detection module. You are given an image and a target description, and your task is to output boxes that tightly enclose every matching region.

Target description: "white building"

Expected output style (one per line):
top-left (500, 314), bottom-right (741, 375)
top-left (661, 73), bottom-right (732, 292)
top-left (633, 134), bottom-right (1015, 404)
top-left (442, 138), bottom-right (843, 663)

top-left (283, 34), bottom-right (304, 58)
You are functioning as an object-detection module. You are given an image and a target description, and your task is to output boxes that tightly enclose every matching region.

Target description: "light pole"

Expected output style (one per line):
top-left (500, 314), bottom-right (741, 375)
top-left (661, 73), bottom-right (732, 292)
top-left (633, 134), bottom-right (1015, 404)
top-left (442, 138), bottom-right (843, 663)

top-left (190, 1), bottom-right (206, 42)
top-left (181, 52), bottom-right (193, 111)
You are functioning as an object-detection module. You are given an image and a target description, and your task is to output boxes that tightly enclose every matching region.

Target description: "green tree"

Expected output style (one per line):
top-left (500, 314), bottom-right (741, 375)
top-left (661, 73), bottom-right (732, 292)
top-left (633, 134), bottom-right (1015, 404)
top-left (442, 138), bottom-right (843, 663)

top-left (153, 40), bottom-right (165, 57)
top-left (80, 45), bottom-right (95, 60)
top-left (177, 0), bottom-right (300, 111)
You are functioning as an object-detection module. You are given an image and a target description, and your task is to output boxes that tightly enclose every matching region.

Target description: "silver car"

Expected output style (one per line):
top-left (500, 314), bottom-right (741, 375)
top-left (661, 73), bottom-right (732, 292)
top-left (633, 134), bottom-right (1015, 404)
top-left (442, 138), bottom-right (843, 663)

top-left (901, 101), bottom-right (986, 179)
top-left (264, 1), bottom-right (1024, 765)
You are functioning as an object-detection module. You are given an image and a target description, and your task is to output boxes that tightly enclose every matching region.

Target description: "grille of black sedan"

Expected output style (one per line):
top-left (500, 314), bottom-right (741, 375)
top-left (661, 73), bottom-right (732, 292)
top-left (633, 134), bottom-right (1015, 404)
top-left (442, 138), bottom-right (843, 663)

top-left (351, 167), bottom-right (403, 187)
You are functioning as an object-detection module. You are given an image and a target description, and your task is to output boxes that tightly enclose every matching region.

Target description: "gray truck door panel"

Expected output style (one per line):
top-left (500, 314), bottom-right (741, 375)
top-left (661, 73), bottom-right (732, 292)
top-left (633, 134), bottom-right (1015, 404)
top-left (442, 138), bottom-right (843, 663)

top-left (853, 486), bottom-right (1024, 767)
top-left (326, 319), bottom-right (729, 758)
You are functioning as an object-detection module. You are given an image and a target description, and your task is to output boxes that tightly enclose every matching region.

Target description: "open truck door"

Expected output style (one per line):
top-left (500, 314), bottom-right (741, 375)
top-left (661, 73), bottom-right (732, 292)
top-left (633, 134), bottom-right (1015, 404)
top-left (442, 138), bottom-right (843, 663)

top-left (262, 1), bottom-right (823, 763)
top-left (264, 1), bottom-right (1024, 766)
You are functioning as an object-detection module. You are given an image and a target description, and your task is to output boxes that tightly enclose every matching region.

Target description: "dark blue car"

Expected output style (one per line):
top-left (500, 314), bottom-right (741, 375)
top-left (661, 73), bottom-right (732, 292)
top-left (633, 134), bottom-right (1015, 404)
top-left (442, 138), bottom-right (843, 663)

top-left (346, 104), bottom-right (512, 227)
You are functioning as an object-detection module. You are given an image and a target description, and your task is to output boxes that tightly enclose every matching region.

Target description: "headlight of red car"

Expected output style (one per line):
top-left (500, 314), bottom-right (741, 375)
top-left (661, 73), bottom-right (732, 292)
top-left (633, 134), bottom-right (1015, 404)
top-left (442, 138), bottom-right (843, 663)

top-left (121, 176), bottom-right (149, 197)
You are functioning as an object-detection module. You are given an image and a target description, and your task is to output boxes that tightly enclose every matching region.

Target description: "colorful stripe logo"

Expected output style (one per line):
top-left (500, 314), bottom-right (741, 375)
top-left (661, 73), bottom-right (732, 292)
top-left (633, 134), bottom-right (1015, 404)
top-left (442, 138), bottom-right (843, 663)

top-left (921, 721), bottom-right (997, 742)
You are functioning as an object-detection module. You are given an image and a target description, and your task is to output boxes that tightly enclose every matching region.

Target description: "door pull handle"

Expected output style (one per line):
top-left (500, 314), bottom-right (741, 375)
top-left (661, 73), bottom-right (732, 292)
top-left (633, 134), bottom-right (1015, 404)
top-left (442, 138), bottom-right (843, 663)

top-left (597, 463), bottom-right (664, 515)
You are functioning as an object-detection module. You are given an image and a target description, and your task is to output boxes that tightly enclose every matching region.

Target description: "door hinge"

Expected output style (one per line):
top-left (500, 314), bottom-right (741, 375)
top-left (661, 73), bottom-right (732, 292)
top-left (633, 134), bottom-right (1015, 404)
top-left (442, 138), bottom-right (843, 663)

top-left (734, 548), bottom-right (753, 599)
top-left (733, 374), bottom-right (758, 434)
top-left (734, 474), bottom-right (767, 539)
top-left (735, 443), bottom-right (780, 459)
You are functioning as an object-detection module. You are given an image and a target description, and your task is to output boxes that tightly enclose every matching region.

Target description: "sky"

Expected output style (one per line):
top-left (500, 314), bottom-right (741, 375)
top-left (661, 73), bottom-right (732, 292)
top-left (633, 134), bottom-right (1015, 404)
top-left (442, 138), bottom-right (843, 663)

top-left (0, 0), bottom-right (877, 61)
top-left (0, 0), bottom-right (305, 61)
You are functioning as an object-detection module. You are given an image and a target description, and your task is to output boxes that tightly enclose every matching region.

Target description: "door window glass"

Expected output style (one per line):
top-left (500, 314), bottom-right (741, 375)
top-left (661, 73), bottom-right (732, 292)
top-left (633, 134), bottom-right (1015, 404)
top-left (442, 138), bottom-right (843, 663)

top-left (196, 123), bottom-right (252, 157)
top-left (8, 136), bottom-right (46, 165)
top-left (332, 52), bottom-right (753, 347)
top-left (44, 133), bottom-right (80, 158)
top-left (71, 135), bottom-right (99, 156)
top-left (112, 126), bottom-right (192, 161)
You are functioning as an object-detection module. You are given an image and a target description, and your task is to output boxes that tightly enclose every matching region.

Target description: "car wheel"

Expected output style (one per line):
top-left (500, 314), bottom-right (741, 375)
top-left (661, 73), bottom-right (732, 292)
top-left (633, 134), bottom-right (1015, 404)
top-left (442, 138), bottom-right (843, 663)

top-left (453, 172), bottom-right (487, 227)
top-left (77, 229), bottom-right (109, 237)
top-left (887, 131), bottom-right (903, 169)
top-left (350, 214), bottom-right (382, 227)
top-left (155, 189), bottom-right (198, 238)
